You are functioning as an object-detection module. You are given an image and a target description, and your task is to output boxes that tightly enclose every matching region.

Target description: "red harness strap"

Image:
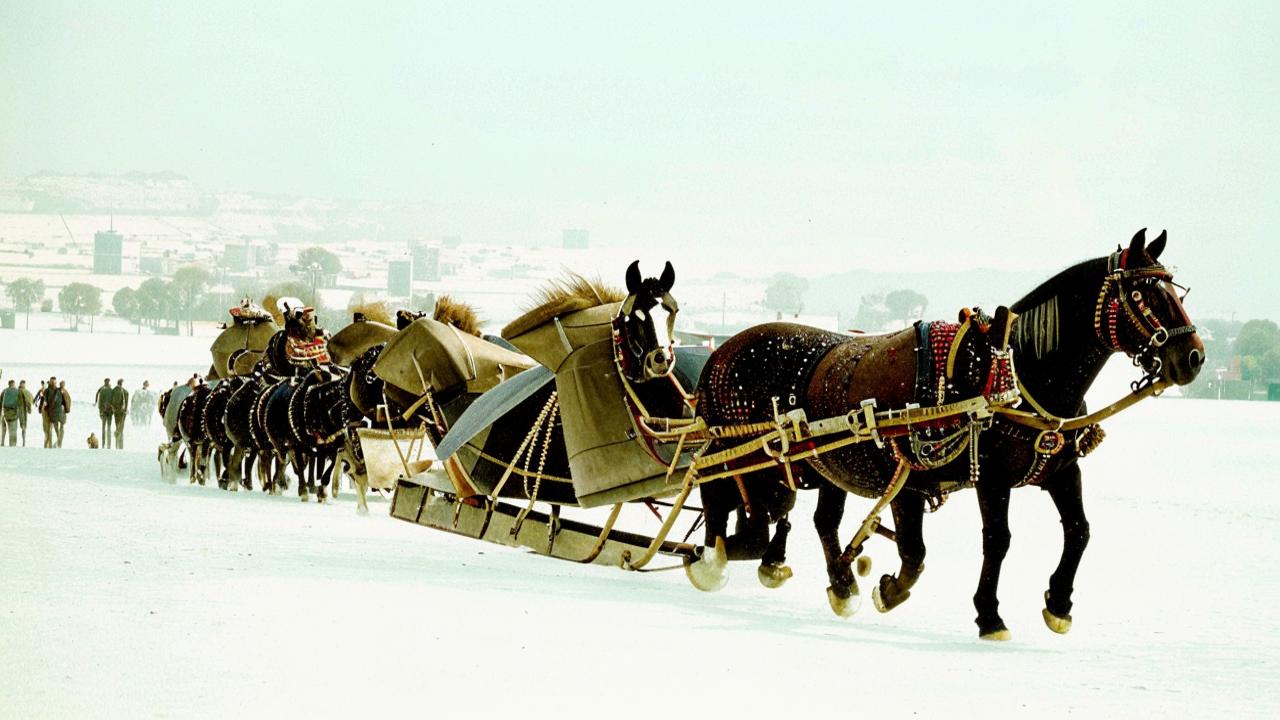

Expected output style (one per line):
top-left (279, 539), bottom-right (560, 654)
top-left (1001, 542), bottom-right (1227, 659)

top-left (286, 336), bottom-right (331, 364)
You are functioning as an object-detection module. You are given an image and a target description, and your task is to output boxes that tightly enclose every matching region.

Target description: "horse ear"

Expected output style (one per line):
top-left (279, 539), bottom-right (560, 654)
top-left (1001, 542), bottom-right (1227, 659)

top-left (625, 261), bottom-right (642, 294)
top-left (1128, 228), bottom-right (1147, 260)
top-left (1148, 229), bottom-right (1167, 260)
top-left (991, 306), bottom-right (1014, 350)
top-left (658, 261), bottom-right (675, 293)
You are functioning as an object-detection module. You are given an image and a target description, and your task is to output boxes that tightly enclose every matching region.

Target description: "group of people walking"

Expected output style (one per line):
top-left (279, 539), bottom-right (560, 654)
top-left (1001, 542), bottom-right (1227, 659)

top-left (1, 377), bottom-right (69, 448)
top-left (93, 378), bottom-right (132, 449)
top-left (0, 373), bottom-right (156, 449)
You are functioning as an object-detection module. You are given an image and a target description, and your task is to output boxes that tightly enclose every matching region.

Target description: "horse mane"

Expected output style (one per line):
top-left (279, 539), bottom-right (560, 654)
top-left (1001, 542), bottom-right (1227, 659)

top-left (502, 272), bottom-right (626, 339)
top-left (261, 294), bottom-right (285, 325)
top-left (433, 294), bottom-right (482, 337)
top-left (349, 299), bottom-right (395, 326)
top-left (1009, 257), bottom-right (1105, 359)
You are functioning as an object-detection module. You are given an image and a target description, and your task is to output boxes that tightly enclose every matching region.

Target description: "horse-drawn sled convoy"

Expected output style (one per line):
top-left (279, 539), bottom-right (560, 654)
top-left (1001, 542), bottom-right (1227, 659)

top-left (157, 229), bottom-right (1203, 640)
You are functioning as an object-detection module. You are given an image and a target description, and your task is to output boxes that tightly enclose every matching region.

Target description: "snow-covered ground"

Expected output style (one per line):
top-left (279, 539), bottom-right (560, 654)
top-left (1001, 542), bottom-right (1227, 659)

top-left (1, 332), bottom-right (1277, 719)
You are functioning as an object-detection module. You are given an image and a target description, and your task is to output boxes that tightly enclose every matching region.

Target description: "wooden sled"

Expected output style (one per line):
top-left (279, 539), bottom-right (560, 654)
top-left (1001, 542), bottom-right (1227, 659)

top-left (390, 478), bottom-right (697, 567)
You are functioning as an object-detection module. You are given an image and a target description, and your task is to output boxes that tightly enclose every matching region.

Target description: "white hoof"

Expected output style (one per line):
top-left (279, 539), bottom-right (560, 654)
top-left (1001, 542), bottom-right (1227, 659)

top-left (855, 555), bottom-right (872, 577)
top-left (1042, 608), bottom-right (1072, 634)
top-left (827, 586), bottom-right (860, 618)
top-left (872, 585), bottom-right (887, 613)
top-left (980, 628), bottom-right (1012, 642)
top-left (757, 563), bottom-right (793, 589)
top-left (356, 505), bottom-right (370, 516)
top-left (684, 537), bottom-right (728, 592)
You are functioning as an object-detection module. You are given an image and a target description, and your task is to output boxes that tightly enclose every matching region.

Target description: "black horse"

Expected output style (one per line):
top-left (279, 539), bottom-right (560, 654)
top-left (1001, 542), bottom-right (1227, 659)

top-left (176, 381), bottom-right (214, 485)
top-left (690, 229), bottom-right (1202, 639)
top-left (223, 373), bottom-right (279, 492)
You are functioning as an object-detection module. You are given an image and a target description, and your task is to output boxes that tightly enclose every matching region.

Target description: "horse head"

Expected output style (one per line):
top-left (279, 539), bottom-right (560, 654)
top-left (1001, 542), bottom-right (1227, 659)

top-left (615, 260), bottom-right (678, 383)
top-left (278, 297), bottom-right (320, 342)
top-left (1098, 229), bottom-right (1204, 386)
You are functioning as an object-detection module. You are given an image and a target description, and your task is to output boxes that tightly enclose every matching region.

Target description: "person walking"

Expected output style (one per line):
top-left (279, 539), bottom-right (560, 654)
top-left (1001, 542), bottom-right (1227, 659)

top-left (132, 380), bottom-right (155, 427)
top-left (17, 380), bottom-right (34, 446)
top-left (110, 379), bottom-right (128, 450)
top-left (36, 377), bottom-right (54, 448)
top-left (94, 378), bottom-right (114, 449)
top-left (47, 380), bottom-right (70, 448)
top-left (1, 380), bottom-right (19, 447)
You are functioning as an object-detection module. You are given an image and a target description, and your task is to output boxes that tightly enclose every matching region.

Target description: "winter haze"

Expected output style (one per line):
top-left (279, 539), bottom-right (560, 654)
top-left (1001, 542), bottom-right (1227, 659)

top-left (1, 2), bottom-right (1276, 318)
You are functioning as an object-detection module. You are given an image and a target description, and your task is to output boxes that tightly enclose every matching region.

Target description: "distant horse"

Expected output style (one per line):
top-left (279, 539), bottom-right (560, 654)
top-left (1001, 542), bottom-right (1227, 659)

top-left (176, 382), bottom-right (214, 485)
top-left (158, 383), bottom-right (193, 483)
top-left (223, 372), bottom-right (279, 491)
top-left (690, 229), bottom-right (1203, 639)
top-left (256, 299), bottom-right (338, 500)
top-left (202, 377), bottom-right (240, 489)
top-left (338, 297), bottom-right (531, 513)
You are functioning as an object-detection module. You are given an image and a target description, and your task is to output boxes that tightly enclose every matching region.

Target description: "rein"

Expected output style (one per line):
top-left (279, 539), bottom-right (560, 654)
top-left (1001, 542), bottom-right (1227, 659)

top-left (994, 376), bottom-right (1172, 432)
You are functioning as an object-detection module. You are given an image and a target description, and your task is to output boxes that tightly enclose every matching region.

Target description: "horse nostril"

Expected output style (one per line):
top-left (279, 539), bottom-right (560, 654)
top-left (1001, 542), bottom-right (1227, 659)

top-left (1188, 349), bottom-right (1203, 372)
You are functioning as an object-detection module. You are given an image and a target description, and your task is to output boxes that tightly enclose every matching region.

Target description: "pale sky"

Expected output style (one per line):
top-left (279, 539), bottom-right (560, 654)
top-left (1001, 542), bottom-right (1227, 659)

top-left (1, 1), bottom-right (1276, 316)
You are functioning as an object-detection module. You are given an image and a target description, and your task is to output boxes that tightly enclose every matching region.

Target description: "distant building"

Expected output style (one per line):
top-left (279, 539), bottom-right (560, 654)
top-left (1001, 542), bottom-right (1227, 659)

top-left (562, 229), bottom-right (589, 250)
top-left (139, 250), bottom-right (178, 276)
top-left (223, 243), bottom-right (251, 273)
top-left (442, 235), bottom-right (462, 249)
top-left (411, 242), bottom-right (440, 281)
top-left (387, 259), bottom-right (412, 297)
top-left (93, 230), bottom-right (123, 274)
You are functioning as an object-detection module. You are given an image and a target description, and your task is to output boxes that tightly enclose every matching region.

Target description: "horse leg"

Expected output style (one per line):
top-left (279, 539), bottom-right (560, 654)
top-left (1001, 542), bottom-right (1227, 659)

top-left (243, 450), bottom-right (256, 491)
top-left (756, 483), bottom-right (797, 588)
top-left (1042, 464), bottom-right (1088, 634)
top-left (684, 479), bottom-right (732, 592)
top-left (216, 449), bottom-right (228, 489)
top-left (316, 453), bottom-right (326, 503)
top-left (973, 476), bottom-right (1013, 640)
top-left (873, 491), bottom-right (927, 613)
top-left (815, 481), bottom-right (859, 617)
top-left (757, 514), bottom-right (793, 588)
top-left (270, 454), bottom-right (285, 495)
top-left (296, 451), bottom-right (311, 502)
top-left (227, 447), bottom-right (243, 491)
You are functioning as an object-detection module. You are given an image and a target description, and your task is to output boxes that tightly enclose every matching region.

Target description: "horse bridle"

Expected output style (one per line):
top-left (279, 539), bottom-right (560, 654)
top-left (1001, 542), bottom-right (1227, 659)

top-left (614, 290), bottom-right (680, 382)
top-left (1094, 248), bottom-right (1197, 389)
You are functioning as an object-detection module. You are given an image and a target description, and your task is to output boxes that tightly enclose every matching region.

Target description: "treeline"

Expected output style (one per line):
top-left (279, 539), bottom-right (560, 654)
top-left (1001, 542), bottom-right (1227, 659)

top-left (1, 246), bottom-right (351, 335)
top-left (1184, 318), bottom-right (1280, 400)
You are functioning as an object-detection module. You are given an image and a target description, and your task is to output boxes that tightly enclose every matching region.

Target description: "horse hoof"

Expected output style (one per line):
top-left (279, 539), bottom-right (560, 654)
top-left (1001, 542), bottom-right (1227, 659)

top-left (357, 505), bottom-right (370, 517)
top-left (855, 555), bottom-right (872, 577)
top-left (872, 578), bottom-right (910, 614)
top-left (757, 563), bottom-right (793, 589)
top-left (684, 537), bottom-right (728, 592)
top-left (979, 622), bottom-right (1012, 641)
top-left (1042, 607), bottom-right (1072, 634)
top-left (826, 586), bottom-right (860, 618)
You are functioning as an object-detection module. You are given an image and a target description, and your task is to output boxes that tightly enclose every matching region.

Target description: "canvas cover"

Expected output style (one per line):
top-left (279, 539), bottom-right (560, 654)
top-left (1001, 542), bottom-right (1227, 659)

top-left (328, 319), bottom-right (396, 367)
top-left (503, 303), bottom-right (620, 373)
top-left (373, 316), bottom-right (535, 398)
top-left (210, 320), bottom-right (279, 378)
top-left (499, 300), bottom-right (713, 507)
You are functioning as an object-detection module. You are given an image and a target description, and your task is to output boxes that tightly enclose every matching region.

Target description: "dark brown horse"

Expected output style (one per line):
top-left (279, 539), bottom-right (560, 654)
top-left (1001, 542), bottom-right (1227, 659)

top-left (689, 306), bottom-right (1017, 599)
top-left (690, 229), bottom-right (1202, 640)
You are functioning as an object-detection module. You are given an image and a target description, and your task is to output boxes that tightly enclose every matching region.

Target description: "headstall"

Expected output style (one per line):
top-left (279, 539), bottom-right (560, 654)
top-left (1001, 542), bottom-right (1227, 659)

top-left (1093, 248), bottom-right (1196, 391)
